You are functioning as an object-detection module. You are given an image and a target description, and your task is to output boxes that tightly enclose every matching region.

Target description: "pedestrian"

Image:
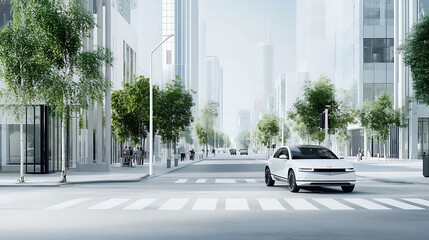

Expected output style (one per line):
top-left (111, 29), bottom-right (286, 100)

top-left (129, 146), bottom-right (134, 167)
top-left (181, 150), bottom-right (185, 161)
top-left (123, 146), bottom-right (130, 167)
top-left (212, 148), bottom-right (215, 157)
top-left (135, 147), bottom-right (142, 165)
top-left (190, 148), bottom-right (195, 161)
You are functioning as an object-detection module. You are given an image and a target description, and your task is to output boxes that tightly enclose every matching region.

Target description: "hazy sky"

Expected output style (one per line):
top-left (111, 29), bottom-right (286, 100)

top-left (199, 0), bottom-right (296, 139)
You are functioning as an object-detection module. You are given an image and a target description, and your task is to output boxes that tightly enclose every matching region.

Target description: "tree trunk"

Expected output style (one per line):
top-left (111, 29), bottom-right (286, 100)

top-left (206, 143), bottom-right (208, 157)
top-left (384, 142), bottom-right (387, 162)
top-left (59, 112), bottom-right (67, 183)
top-left (17, 121), bottom-right (25, 183)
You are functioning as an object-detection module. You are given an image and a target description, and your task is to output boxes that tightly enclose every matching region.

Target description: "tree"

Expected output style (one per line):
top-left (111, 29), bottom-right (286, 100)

top-left (195, 101), bottom-right (218, 157)
top-left (158, 78), bottom-right (195, 161)
top-left (398, 15), bottom-right (429, 105)
top-left (358, 92), bottom-right (407, 160)
top-left (111, 76), bottom-right (161, 152)
top-left (1, 0), bottom-right (112, 182)
top-left (0, 0), bottom-right (50, 182)
top-left (255, 113), bottom-right (280, 149)
top-left (287, 75), bottom-right (355, 144)
top-left (237, 129), bottom-right (251, 149)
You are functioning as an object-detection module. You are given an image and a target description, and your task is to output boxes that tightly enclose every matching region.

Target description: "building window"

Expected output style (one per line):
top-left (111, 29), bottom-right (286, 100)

top-left (123, 41), bottom-right (136, 83)
top-left (363, 0), bottom-right (394, 26)
top-left (419, 0), bottom-right (429, 19)
top-left (363, 38), bottom-right (394, 63)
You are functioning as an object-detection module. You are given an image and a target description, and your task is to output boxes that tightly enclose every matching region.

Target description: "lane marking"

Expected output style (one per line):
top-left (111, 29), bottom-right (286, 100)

top-left (123, 198), bottom-right (158, 210)
top-left (401, 198), bottom-right (429, 207)
top-left (313, 198), bottom-right (354, 210)
top-left (196, 179), bottom-right (206, 183)
top-left (373, 198), bottom-right (424, 210)
top-left (192, 198), bottom-right (218, 210)
top-left (343, 198), bottom-right (391, 210)
top-left (89, 198), bottom-right (129, 210)
top-left (284, 198), bottom-right (319, 210)
top-left (45, 198), bottom-right (89, 210)
top-left (258, 198), bottom-right (285, 210)
top-left (216, 179), bottom-right (236, 184)
top-left (245, 179), bottom-right (257, 183)
top-left (225, 198), bottom-right (249, 210)
top-left (175, 179), bottom-right (188, 183)
top-left (159, 198), bottom-right (189, 210)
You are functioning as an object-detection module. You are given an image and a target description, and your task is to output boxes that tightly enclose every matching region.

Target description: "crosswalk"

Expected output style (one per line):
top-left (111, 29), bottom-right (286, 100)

top-left (174, 178), bottom-right (262, 184)
top-left (45, 197), bottom-right (429, 211)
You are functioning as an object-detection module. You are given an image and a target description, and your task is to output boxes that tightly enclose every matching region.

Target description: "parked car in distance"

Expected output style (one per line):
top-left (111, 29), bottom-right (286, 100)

top-left (229, 148), bottom-right (237, 155)
top-left (239, 149), bottom-right (248, 155)
top-left (265, 145), bottom-right (356, 193)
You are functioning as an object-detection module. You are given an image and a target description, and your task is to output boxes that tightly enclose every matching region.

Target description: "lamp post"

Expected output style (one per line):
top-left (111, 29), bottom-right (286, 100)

top-left (149, 34), bottom-right (174, 176)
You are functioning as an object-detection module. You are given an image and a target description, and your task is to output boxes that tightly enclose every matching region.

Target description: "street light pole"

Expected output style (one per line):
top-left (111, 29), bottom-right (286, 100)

top-left (149, 34), bottom-right (174, 176)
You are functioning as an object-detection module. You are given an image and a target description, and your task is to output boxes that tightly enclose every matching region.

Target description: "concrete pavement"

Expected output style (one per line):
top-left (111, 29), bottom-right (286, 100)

top-left (0, 158), bottom-right (200, 187)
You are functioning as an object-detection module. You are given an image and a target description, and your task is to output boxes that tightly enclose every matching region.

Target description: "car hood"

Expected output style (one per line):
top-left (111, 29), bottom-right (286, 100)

top-left (290, 159), bottom-right (353, 169)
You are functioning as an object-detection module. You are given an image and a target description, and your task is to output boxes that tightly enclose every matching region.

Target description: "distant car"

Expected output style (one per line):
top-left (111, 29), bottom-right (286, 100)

top-left (239, 149), bottom-right (248, 155)
top-left (229, 149), bottom-right (237, 155)
top-left (265, 145), bottom-right (356, 193)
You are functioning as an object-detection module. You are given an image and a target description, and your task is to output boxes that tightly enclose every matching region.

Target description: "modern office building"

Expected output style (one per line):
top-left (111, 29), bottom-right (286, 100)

top-left (253, 35), bottom-right (274, 126)
top-left (0, 0), bottom-right (139, 173)
top-left (396, 0), bottom-right (429, 159)
top-left (161, 0), bottom-right (199, 108)
top-left (237, 110), bottom-right (251, 133)
top-left (334, 0), bottom-right (396, 157)
top-left (206, 56), bottom-right (224, 132)
top-left (296, 0), bottom-right (337, 82)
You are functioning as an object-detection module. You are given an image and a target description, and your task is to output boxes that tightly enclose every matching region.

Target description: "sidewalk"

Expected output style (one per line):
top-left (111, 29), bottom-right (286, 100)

top-left (0, 158), bottom-right (201, 187)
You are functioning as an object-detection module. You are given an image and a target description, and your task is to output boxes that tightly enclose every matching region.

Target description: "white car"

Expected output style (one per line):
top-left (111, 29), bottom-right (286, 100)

top-left (265, 145), bottom-right (356, 192)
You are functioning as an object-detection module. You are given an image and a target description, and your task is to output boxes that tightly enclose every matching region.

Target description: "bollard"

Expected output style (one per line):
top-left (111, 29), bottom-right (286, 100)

top-left (167, 158), bottom-right (171, 168)
top-left (174, 156), bottom-right (179, 167)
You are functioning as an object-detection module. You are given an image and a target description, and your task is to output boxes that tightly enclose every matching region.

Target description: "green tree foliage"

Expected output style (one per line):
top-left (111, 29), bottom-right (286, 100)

top-left (398, 15), bottom-right (429, 105)
top-left (255, 113), bottom-right (280, 147)
top-left (237, 129), bottom-right (251, 149)
top-left (111, 76), bottom-right (160, 148)
top-left (0, 0), bottom-right (112, 183)
top-left (358, 92), bottom-right (407, 158)
top-left (158, 78), bottom-right (195, 155)
top-left (287, 75), bottom-right (355, 143)
top-left (195, 101), bottom-right (218, 156)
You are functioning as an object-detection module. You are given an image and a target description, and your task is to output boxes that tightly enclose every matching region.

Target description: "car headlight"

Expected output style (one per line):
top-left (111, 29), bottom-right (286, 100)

top-left (298, 168), bottom-right (313, 172)
top-left (345, 168), bottom-right (355, 172)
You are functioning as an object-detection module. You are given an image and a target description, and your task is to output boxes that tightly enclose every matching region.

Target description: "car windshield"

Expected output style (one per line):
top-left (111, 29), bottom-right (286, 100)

top-left (290, 146), bottom-right (338, 159)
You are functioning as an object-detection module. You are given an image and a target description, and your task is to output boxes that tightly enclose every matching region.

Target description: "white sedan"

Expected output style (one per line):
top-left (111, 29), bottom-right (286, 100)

top-left (265, 145), bottom-right (356, 192)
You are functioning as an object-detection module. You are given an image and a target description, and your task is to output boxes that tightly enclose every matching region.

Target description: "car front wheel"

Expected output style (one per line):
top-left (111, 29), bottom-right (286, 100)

top-left (288, 170), bottom-right (300, 192)
top-left (341, 185), bottom-right (355, 193)
top-left (265, 167), bottom-right (275, 186)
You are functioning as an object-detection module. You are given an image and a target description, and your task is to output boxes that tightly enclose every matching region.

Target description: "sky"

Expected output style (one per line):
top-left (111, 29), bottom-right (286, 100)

top-left (199, 0), bottom-right (296, 140)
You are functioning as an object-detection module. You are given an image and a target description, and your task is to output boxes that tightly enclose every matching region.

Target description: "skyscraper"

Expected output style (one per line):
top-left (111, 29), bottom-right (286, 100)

top-left (206, 56), bottom-right (223, 132)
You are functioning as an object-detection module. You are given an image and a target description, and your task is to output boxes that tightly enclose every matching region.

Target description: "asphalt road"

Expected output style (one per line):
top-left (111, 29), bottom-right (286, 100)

top-left (1, 154), bottom-right (428, 240)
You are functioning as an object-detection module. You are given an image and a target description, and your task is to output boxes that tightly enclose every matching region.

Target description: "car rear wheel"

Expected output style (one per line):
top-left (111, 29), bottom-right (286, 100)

top-left (341, 185), bottom-right (355, 193)
top-left (288, 170), bottom-right (300, 192)
top-left (265, 167), bottom-right (275, 186)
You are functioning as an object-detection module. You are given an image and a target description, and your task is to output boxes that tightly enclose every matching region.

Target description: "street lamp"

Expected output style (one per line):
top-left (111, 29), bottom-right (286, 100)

top-left (149, 34), bottom-right (174, 176)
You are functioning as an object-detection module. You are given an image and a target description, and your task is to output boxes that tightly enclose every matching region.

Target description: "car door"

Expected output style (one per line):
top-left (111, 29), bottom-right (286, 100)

top-left (277, 147), bottom-right (290, 178)
top-left (270, 148), bottom-right (284, 176)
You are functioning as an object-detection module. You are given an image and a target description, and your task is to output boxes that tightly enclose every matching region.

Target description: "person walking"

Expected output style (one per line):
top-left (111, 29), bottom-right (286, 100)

top-left (190, 148), bottom-right (195, 161)
top-left (212, 148), bottom-right (216, 157)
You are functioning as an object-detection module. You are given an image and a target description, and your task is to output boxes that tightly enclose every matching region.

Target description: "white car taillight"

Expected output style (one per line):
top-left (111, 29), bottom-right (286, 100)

top-left (298, 168), bottom-right (313, 172)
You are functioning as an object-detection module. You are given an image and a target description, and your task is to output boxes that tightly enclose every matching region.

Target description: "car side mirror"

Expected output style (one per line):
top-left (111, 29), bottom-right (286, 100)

top-left (279, 155), bottom-right (288, 160)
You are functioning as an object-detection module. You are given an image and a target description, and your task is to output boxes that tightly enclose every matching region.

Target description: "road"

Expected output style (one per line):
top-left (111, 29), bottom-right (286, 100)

top-left (1, 154), bottom-right (428, 240)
